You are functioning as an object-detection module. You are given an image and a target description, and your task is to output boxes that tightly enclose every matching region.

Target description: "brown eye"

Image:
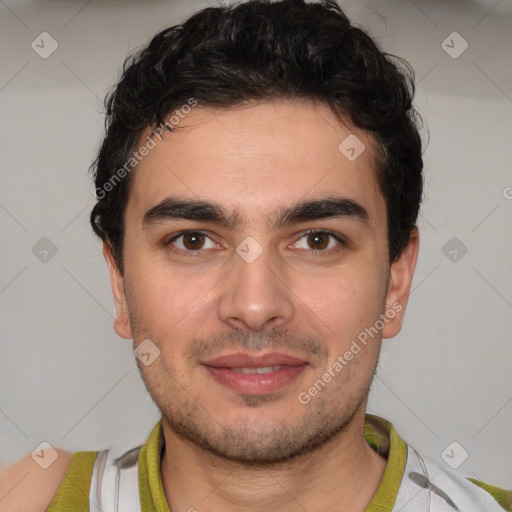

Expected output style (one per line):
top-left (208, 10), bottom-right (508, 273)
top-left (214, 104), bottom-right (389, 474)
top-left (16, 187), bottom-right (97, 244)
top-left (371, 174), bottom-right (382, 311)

top-left (307, 232), bottom-right (329, 250)
top-left (166, 230), bottom-right (217, 253)
top-left (291, 230), bottom-right (345, 255)
top-left (182, 232), bottom-right (206, 250)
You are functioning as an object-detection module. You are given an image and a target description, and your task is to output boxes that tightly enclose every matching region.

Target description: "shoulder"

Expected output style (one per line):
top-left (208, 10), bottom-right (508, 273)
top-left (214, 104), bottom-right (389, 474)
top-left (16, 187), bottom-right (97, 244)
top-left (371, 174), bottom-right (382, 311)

top-left (0, 448), bottom-right (72, 512)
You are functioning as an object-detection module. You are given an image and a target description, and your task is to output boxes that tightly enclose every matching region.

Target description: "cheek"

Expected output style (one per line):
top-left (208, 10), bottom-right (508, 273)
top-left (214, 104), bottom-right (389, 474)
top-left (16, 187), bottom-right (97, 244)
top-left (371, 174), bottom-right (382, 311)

top-left (125, 256), bottom-right (219, 353)
top-left (304, 266), bottom-right (384, 331)
top-left (300, 265), bottom-right (386, 380)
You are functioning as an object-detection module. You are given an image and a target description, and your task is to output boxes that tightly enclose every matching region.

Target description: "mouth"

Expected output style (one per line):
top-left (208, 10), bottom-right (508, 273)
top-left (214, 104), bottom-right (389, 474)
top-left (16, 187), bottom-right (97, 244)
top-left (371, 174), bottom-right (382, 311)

top-left (201, 352), bottom-right (309, 395)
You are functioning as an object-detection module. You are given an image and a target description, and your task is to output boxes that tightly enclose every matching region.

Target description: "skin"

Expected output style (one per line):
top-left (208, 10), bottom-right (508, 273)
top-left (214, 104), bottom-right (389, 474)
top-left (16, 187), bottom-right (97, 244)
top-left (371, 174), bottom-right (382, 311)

top-left (105, 99), bottom-right (419, 512)
top-left (0, 99), bottom-right (419, 512)
top-left (0, 449), bottom-right (71, 512)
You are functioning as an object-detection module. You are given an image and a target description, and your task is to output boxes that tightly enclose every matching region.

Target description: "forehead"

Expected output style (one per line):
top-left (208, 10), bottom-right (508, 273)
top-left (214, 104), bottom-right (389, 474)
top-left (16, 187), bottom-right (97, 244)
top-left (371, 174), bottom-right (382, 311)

top-left (125, 100), bottom-right (385, 229)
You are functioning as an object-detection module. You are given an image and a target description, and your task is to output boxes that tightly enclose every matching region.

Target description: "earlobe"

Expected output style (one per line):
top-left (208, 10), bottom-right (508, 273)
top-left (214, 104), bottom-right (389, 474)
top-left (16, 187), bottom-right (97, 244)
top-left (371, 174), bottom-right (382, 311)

top-left (382, 228), bottom-right (420, 339)
top-left (102, 240), bottom-right (133, 340)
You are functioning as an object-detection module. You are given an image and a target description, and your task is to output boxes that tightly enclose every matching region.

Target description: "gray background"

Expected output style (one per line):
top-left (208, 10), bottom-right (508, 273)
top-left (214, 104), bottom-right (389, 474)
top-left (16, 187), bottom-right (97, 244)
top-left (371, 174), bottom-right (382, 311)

top-left (1, 0), bottom-right (511, 488)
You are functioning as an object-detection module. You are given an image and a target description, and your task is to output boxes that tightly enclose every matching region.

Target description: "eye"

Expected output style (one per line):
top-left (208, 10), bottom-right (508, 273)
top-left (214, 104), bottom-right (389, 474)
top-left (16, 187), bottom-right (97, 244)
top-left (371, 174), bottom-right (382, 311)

top-left (164, 229), bottom-right (346, 257)
top-left (165, 230), bottom-right (219, 254)
top-left (291, 230), bottom-right (345, 254)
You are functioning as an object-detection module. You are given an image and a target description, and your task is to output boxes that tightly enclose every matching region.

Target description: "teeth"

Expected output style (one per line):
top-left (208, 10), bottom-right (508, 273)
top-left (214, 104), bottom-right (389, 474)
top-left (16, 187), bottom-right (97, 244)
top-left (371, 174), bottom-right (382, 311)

top-left (231, 365), bottom-right (282, 374)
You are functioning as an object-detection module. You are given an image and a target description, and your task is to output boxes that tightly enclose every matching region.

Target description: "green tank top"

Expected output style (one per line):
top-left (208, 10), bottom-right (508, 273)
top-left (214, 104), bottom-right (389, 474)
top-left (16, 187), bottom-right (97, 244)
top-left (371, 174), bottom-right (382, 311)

top-left (46, 414), bottom-right (512, 511)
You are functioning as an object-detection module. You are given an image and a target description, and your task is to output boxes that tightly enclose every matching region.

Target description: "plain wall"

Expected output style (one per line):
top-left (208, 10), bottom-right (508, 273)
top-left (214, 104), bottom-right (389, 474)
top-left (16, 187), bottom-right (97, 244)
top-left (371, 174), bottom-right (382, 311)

top-left (1, 0), bottom-right (511, 488)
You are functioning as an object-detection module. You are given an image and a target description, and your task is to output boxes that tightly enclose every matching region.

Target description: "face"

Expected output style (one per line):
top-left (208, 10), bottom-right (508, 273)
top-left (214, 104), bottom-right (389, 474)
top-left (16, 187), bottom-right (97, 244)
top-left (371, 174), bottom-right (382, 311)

top-left (104, 99), bottom-right (418, 464)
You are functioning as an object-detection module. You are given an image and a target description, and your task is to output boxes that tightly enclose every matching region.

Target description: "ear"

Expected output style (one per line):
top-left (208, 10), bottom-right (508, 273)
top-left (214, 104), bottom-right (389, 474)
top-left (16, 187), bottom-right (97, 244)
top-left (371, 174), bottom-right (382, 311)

top-left (381, 228), bottom-right (419, 339)
top-left (103, 239), bottom-right (133, 340)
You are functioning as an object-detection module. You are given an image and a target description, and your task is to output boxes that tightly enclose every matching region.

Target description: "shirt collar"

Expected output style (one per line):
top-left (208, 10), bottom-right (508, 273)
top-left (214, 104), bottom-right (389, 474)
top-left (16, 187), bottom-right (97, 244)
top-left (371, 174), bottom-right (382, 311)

top-left (138, 413), bottom-right (407, 512)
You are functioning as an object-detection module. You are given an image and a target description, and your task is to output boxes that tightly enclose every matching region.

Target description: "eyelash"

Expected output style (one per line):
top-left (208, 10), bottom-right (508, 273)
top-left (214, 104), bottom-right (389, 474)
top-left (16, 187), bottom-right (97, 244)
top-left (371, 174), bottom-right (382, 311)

top-left (164, 229), bottom-right (346, 257)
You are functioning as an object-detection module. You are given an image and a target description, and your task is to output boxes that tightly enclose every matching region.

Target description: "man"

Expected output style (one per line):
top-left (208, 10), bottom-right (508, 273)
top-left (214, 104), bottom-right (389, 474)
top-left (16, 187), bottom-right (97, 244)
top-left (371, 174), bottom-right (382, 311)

top-left (1, 0), bottom-right (510, 510)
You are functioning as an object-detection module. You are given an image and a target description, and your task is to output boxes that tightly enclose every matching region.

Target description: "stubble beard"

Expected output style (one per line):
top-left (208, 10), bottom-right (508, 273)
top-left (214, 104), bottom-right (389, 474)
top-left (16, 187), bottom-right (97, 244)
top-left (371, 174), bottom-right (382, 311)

top-left (127, 293), bottom-right (381, 466)
top-left (138, 357), bottom-right (378, 467)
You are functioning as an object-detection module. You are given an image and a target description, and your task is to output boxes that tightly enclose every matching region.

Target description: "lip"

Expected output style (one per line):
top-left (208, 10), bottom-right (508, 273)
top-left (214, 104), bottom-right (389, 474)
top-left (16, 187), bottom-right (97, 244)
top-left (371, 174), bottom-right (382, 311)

top-left (202, 352), bottom-right (307, 368)
top-left (201, 352), bottom-right (308, 395)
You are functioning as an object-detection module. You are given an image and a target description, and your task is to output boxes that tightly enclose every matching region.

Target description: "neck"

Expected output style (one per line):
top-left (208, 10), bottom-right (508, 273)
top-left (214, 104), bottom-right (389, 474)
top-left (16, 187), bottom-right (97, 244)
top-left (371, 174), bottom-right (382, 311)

top-left (160, 408), bottom-right (387, 512)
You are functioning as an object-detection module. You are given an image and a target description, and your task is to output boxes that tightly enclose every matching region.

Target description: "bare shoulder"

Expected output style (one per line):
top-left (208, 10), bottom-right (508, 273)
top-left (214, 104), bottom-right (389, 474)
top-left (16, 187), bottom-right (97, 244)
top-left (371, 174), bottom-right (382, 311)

top-left (0, 448), bottom-right (72, 512)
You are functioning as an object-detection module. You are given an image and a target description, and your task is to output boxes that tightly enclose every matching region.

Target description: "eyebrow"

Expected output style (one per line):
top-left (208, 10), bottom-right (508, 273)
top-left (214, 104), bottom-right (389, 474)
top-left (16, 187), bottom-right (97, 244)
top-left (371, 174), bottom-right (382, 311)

top-left (142, 195), bottom-right (371, 231)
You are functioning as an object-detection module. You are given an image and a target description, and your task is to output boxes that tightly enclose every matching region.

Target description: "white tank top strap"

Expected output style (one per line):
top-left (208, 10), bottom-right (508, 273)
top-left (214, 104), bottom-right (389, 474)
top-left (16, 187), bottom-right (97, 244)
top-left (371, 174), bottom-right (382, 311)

top-left (89, 445), bottom-right (142, 512)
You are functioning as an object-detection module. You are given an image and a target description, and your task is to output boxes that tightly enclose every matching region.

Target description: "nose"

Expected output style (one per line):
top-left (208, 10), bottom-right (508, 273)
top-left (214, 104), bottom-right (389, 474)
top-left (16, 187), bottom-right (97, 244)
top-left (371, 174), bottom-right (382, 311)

top-left (217, 240), bottom-right (295, 333)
